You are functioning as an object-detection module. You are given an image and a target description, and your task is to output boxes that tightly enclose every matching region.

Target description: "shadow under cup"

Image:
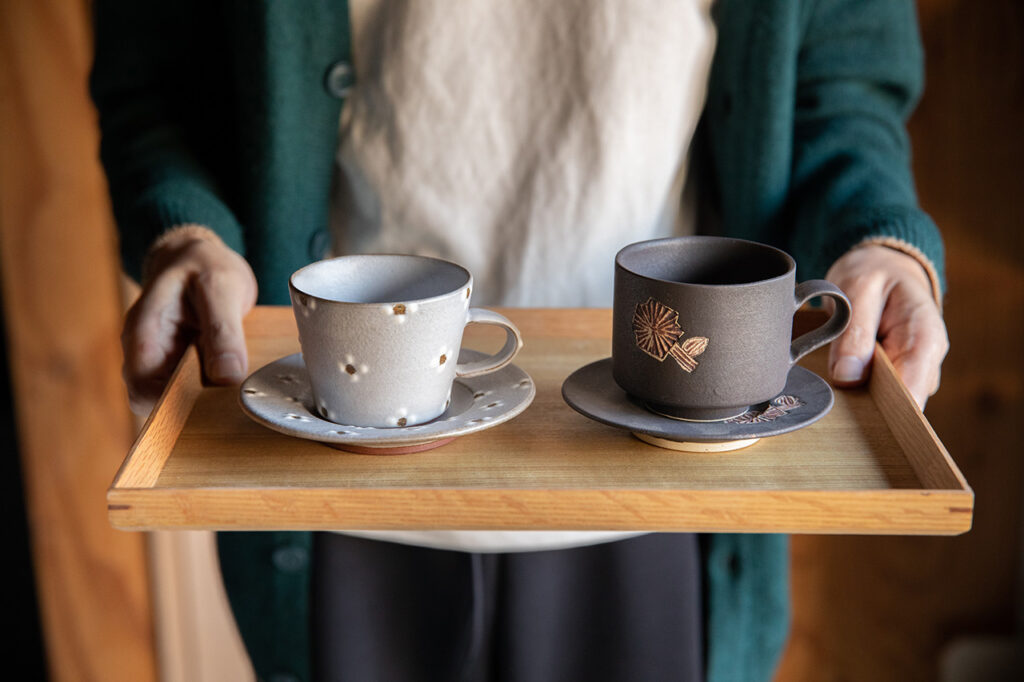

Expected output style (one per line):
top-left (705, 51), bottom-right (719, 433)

top-left (612, 237), bottom-right (851, 422)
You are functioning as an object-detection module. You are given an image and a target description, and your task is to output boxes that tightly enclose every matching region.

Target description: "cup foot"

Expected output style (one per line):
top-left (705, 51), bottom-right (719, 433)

top-left (328, 437), bottom-right (457, 455)
top-left (632, 433), bottom-right (760, 452)
top-left (643, 402), bottom-right (749, 422)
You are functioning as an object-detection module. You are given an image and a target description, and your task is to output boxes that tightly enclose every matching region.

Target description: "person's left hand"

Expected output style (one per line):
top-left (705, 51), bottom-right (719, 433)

top-left (825, 244), bottom-right (949, 410)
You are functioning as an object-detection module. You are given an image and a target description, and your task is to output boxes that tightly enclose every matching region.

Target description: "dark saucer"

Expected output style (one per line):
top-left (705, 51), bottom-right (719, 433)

top-left (561, 358), bottom-right (834, 452)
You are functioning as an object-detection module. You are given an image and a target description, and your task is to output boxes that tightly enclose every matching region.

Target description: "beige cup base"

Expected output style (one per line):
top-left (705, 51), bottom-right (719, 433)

top-left (328, 437), bottom-right (457, 455)
top-left (632, 432), bottom-right (760, 453)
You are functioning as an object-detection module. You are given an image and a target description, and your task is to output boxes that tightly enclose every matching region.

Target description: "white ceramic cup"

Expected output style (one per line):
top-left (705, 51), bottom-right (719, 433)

top-left (289, 255), bottom-right (523, 428)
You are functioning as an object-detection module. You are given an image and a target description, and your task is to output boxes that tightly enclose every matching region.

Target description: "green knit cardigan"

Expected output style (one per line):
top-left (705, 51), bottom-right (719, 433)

top-left (92, 1), bottom-right (943, 680)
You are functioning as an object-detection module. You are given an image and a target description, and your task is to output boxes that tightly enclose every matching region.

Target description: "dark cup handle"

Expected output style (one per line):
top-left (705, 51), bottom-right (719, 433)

top-left (790, 280), bottom-right (852, 365)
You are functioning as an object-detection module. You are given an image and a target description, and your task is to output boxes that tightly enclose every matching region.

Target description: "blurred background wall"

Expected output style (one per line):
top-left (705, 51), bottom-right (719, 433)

top-left (1, 1), bottom-right (1021, 680)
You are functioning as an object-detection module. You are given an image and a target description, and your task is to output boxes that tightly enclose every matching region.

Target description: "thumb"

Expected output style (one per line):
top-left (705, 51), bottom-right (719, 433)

top-left (828, 282), bottom-right (885, 388)
top-left (188, 268), bottom-right (255, 384)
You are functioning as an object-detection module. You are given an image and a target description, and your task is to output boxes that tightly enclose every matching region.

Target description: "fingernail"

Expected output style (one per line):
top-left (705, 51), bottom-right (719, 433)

top-left (833, 356), bottom-right (867, 384)
top-left (210, 353), bottom-right (244, 382)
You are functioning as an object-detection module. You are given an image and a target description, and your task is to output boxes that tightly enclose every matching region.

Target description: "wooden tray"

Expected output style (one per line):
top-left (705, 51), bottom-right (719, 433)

top-left (108, 307), bottom-right (973, 534)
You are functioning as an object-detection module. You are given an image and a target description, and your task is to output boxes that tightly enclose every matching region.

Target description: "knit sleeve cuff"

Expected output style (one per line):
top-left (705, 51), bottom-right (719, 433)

top-left (116, 184), bottom-right (247, 283)
top-left (141, 224), bottom-right (224, 284)
top-left (807, 204), bottom-right (946, 302)
top-left (853, 235), bottom-right (944, 307)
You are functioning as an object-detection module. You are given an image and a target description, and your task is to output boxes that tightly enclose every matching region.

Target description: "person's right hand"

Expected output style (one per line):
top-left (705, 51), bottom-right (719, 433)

top-left (122, 226), bottom-right (258, 415)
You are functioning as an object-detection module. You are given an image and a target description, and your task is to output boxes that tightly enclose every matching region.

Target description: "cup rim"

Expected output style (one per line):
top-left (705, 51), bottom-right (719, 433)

top-left (289, 253), bottom-right (473, 306)
top-left (615, 236), bottom-right (796, 288)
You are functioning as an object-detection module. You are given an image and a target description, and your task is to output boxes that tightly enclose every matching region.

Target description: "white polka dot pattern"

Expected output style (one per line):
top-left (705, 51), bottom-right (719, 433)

top-left (239, 350), bottom-right (535, 449)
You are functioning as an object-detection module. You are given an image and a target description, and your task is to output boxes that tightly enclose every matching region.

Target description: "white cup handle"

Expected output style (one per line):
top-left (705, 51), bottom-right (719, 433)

top-left (455, 309), bottom-right (524, 378)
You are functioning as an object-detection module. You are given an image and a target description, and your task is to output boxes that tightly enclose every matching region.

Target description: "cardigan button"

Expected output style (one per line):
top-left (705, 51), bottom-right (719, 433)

top-left (308, 229), bottom-right (331, 260)
top-left (272, 546), bottom-right (310, 573)
top-left (324, 60), bottom-right (354, 99)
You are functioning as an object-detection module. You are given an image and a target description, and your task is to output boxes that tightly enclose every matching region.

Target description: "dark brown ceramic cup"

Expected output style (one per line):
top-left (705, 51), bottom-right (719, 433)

top-left (612, 236), bottom-right (851, 421)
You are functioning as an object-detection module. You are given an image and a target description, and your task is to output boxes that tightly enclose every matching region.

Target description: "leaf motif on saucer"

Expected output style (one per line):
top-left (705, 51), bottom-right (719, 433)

top-left (724, 395), bottom-right (806, 424)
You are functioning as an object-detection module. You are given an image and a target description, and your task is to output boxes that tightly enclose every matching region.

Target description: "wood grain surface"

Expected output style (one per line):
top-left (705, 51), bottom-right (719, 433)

top-left (108, 307), bottom-right (971, 534)
top-left (0, 1), bottom-right (156, 680)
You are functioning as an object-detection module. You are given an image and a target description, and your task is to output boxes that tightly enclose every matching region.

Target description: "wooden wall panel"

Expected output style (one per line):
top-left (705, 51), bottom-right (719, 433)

top-left (778, 1), bottom-right (1024, 680)
top-left (0, 1), bottom-right (157, 680)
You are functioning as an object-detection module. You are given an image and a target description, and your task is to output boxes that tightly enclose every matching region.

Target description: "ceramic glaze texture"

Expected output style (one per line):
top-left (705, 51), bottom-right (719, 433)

top-left (293, 292), bottom-right (465, 426)
top-left (612, 237), bottom-right (850, 421)
top-left (289, 255), bottom-right (520, 428)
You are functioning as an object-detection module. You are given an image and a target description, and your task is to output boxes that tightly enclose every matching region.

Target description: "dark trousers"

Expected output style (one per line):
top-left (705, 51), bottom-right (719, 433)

top-left (312, 532), bottom-right (702, 682)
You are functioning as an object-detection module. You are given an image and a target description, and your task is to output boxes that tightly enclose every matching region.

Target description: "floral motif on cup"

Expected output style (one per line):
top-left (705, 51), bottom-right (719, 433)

top-left (632, 298), bottom-right (709, 373)
top-left (724, 394), bottom-right (804, 424)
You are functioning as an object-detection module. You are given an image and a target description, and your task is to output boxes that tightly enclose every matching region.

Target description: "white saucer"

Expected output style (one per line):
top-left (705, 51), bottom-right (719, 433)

top-left (240, 350), bottom-right (535, 454)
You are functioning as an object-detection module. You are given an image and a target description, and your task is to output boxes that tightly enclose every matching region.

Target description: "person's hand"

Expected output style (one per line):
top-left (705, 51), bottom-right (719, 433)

top-left (825, 244), bottom-right (948, 410)
top-left (121, 226), bottom-right (258, 415)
